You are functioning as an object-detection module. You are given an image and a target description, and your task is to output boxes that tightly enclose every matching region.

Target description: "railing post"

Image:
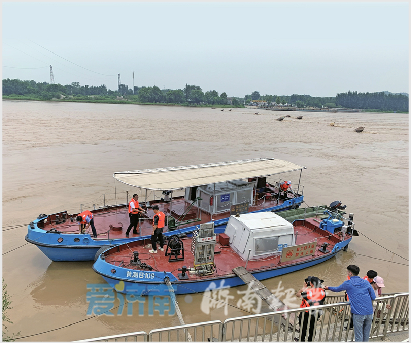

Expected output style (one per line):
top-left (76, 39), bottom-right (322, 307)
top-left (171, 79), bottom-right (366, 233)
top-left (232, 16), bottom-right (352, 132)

top-left (382, 295), bottom-right (396, 339)
top-left (220, 322), bottom-right (226, 342)
top-left (245, 249), bottom-right (252, 269)
top-left (126, 191), bottom-right (129, 205)
top-left (104, 194), bottom-right (105, 207)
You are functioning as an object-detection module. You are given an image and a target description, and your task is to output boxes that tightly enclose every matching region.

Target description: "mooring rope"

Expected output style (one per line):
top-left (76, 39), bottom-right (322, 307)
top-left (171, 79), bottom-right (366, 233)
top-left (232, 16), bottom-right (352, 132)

top-left (14, 303), bottom-right (122, 340)
top-left (354, 253), bottom-right (409, 267)
top-left (2, 243), bottom-right (29, 255)
top-left (2, 224), bottom-right (29, 231)
top-left (164, 277), bottom-right (192, 341)
top-left (356, 231), bottom-right (409, 261)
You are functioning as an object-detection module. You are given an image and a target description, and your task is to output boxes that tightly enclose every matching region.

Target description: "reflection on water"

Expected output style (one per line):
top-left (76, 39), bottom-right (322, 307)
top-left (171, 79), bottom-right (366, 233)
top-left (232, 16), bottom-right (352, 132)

top-left (3, 101), bottom-right (408, 341)
top-left (29, 261), bottom-right (98, 307)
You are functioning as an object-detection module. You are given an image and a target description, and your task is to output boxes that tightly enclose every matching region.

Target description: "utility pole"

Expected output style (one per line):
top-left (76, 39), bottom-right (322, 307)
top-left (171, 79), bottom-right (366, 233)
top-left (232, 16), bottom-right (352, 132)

top-left (133, 71), bottom-right (135, 94)
top-left (50, 65), bottom-right (54, 84)
top-left (118, 74), bottom-right (121, 92)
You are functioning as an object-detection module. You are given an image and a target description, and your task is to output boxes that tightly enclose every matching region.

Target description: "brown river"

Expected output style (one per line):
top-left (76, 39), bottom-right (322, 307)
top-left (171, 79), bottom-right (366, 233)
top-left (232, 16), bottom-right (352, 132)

top-left (2, 100), bottom-right (409, 341)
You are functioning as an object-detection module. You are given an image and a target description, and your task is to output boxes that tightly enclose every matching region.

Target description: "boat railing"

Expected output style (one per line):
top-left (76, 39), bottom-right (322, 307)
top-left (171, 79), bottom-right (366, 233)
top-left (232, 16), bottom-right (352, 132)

top-left (78, 293), bottom-right (408, 342)
top-left (173, 197), bottom-right (202, 228)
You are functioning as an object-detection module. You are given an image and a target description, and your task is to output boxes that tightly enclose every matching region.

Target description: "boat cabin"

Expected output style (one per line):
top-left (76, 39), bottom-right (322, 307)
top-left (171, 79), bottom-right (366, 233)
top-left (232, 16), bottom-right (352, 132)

top-left (185, 180), bottom-right (254, 215)
top-left (224, 212), bottom-right (295, 261)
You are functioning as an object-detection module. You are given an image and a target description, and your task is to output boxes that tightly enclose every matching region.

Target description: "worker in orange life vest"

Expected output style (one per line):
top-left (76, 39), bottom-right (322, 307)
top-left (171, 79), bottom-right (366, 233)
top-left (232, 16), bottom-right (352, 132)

top-left (126, 194), bottom-right (145, 238)
top-left (279, 181), bottom-right (291, 198)
top-left (76, 210), bottom-right (98, 238)
top-left (149, 205), bottom-right (165, 254)
top-left (296, 276), bottom-right (326, 342)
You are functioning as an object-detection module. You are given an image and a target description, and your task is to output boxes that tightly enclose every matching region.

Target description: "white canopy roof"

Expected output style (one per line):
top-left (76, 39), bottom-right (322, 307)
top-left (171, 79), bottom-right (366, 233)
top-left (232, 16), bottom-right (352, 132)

top-left (113, 158), bottom-right (304, 190)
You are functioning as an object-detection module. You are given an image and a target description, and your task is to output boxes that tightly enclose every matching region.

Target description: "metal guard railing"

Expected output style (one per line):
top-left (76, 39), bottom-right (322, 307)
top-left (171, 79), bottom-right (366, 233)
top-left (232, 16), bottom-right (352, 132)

top-left (76, 293), bottom-right (408, 342)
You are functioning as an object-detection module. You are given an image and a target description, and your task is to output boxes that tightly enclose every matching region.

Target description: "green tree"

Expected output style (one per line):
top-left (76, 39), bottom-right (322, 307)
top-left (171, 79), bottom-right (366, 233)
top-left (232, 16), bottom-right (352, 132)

top-left (151, 85), bottom-right (164, 103)
top-left (232, 98), bottom-right (241, 107)
top-left (296, 100), bottom-right (305, 108)
top-left (251, 91), bottom-right (260, 100)
top-left (191, 89), bottom-right (204, 104)
top-left (264, 95), bottom-right (273, 104)
top-left (219, 92), bottom-right (228, 105)
top-left (204, 90), bottom-right (219, 105)
top-left (275, 96), bottom-right (281, 105)
top-left (184, 84), bottom-right (202, 102)
top-left (137, 86), bottom-right (151, 102)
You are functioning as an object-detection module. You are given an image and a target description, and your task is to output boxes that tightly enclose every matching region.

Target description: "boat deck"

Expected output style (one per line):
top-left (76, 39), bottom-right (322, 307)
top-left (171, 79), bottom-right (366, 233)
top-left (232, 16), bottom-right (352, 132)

top-left (103, 218), bottom-right (345, 281)
top-left (37, 189), bottom-right (300, 240)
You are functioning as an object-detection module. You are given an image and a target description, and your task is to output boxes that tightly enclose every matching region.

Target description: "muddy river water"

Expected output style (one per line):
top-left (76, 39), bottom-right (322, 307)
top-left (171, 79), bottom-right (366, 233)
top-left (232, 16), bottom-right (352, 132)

top-left (2, 100), bottom-right (409, 341)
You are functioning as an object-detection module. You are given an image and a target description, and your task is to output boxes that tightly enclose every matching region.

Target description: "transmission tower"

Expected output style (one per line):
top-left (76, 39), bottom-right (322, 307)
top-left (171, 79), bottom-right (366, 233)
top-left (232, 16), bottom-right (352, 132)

top-left (118, 74), bottom-right (121, 91)
top-left (49, 65), bottom-right (54, 84)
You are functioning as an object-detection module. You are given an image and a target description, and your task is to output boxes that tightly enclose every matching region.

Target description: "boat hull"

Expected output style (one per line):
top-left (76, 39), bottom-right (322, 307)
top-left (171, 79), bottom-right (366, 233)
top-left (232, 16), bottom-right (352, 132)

top-left (93, 238), bottom-right (351, 295)
top-left (26, 196), bottom-right (303, 262)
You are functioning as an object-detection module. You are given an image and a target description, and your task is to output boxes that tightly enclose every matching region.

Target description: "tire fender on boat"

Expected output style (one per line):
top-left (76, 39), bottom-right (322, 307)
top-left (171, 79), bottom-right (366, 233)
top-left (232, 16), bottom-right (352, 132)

top-left (94, 245), bottom-right (113, 262)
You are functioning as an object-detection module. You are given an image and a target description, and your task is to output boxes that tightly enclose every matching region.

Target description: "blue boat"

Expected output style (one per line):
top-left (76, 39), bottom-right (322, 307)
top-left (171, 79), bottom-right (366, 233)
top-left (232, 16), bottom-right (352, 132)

top-left (25, 158), bottom-right (305, 262)
top-left (92, 204), bottom-right (355, 295)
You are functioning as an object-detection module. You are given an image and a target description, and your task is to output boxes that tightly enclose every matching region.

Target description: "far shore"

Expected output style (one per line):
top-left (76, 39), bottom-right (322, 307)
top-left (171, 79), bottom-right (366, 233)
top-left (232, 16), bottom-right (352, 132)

top-left (2, 96), bottom-right (407, 114)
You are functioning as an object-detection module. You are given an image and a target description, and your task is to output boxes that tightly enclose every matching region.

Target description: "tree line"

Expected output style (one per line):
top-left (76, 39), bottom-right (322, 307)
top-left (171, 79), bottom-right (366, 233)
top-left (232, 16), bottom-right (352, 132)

top-left (2, 79), bottom-right (242, 107)
top-left (2, 78), bottom-right (408, 112)
top-left (245, 90), bottom-right (408, 112)
top-left (335, 91), bottom-right (408, 112)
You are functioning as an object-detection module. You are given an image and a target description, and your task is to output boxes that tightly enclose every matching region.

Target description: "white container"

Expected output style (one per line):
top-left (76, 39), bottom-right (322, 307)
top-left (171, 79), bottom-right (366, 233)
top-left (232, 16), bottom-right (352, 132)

top-left (224, 211), bottom-right (295, 261)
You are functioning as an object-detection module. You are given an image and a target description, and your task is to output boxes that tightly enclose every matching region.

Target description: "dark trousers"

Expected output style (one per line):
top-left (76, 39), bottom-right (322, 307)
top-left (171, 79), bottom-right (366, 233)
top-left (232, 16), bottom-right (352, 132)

top-left (151, 227), bottom-right (164, 251)
top-left (299, 312), bottom-right (316, 342)
top-left (126, 213), bottom-right (140, 235)
top-left (81, 218), bottom-right (97, 238)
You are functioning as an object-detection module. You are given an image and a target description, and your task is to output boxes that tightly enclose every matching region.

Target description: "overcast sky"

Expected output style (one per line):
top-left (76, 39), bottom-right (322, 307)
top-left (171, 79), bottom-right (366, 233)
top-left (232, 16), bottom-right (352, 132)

top-left (2, 2), bottom-right (409, 97)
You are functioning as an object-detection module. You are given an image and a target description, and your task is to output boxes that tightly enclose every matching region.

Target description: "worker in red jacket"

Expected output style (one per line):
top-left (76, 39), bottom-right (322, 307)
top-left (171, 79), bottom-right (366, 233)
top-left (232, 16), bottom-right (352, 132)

top-left (76, 210), bottom-right (97, 238)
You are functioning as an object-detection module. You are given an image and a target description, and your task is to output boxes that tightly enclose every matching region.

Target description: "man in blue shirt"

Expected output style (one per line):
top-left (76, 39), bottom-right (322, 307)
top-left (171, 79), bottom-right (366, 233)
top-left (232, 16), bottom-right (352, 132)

top-left (324, 265), bottom-right (376, 342)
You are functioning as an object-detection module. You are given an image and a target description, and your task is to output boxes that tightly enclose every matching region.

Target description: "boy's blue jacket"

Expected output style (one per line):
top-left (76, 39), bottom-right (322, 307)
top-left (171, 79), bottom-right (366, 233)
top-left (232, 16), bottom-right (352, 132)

top-left (328, 276), bottom-right (376, 315)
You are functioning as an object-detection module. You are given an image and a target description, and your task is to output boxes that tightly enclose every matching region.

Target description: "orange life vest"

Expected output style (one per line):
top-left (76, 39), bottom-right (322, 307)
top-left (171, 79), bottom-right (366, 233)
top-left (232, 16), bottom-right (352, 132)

top-left (153, 211), bottom-right (165, 229)
top-left (128, 199), bottom-right (139, 214)
top-left (345, 275), bottom-right (351, 301)
top-left (79, 210), bottom-right (93, 224)
top-left (363, 275), bottom-right (373, 283)
top-left (280, 182), bottom-right (289, 191)
top-left (300, 288), bottom-right (326, 310)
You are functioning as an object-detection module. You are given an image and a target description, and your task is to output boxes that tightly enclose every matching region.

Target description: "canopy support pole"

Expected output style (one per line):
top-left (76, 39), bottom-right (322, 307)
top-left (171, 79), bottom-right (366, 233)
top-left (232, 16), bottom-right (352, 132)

top-left (297, 169), bottom-right (303, 195)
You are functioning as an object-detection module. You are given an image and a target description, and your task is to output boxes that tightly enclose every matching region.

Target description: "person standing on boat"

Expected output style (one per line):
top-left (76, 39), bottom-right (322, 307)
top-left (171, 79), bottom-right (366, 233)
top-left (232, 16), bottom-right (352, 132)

top-left (149, 205), bottom-right (165, 254)
top-left (126, 194), bottom-right (145, 238)
top-left (76, 210), bottom-right (97, 238)
top-left (296, 276), bottom-right (326, 342)
top-left (324, 265), bottom-right (376, 342)
top-left (279, 180), bottom-right (291, 198)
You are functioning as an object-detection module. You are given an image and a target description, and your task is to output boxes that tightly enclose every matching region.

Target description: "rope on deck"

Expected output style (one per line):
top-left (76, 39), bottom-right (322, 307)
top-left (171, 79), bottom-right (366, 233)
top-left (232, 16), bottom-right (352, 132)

top-left (164, 276), bottom-right (192, 342)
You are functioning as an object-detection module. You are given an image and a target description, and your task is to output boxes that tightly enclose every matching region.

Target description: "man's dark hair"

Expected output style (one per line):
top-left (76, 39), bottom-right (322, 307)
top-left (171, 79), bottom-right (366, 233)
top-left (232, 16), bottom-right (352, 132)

top-left (347, 265), bottom-right (360, 276)
top-left (366, 270), bottom-right (378, 279)
top-left (76, 216), bottom-right (82, 222)
top-left (133, 194), bottom-right (138, 198)
top-left (152, 205), bottom-right (159, 210)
